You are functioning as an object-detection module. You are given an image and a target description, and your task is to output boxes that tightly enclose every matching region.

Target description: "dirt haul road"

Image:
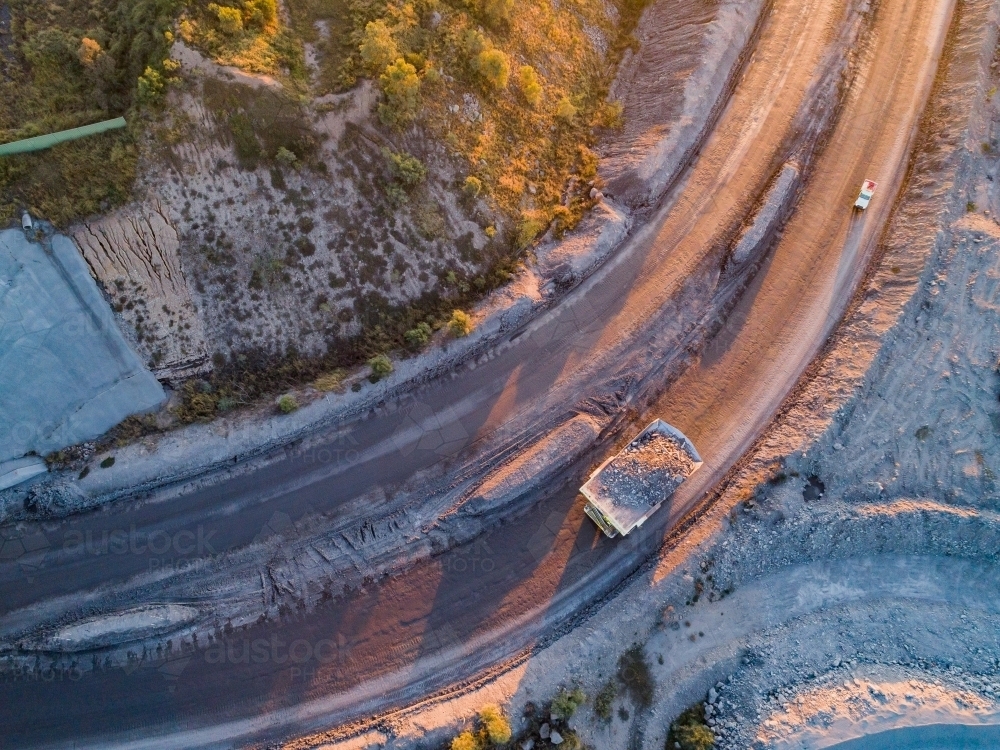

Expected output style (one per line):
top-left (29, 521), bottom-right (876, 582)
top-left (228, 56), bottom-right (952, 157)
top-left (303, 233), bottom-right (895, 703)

top-left (0, 0), bottom-right (956, 744)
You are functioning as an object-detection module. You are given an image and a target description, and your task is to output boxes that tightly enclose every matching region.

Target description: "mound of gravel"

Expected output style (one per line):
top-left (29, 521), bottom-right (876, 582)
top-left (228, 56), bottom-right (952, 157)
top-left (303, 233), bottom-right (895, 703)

top-left (592, 431), bottom-right (696, 509)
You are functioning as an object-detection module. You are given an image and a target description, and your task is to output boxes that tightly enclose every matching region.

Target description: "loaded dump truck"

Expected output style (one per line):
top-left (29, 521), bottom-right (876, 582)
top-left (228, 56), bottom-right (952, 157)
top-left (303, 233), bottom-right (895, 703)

top-left (854, 179), bottom-right (877, 210)
top-left (581, 420), bottom-right (703, 538)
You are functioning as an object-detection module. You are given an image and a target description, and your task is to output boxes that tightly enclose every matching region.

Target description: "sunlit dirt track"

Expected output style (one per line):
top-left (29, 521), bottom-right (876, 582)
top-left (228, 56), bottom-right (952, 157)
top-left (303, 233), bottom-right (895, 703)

top-left (0, 0), bottom-right (956, 744)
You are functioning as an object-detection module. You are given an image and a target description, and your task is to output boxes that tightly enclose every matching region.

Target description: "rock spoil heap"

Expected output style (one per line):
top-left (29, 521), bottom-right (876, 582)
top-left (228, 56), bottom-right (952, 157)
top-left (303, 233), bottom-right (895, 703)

top-left (592, 431), bottom-right (696, 510)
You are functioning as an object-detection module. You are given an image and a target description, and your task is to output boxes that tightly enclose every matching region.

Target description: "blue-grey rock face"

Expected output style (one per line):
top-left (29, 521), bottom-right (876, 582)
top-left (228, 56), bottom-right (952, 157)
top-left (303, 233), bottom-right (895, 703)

top-left (0, 229), bottom-right (165, 463)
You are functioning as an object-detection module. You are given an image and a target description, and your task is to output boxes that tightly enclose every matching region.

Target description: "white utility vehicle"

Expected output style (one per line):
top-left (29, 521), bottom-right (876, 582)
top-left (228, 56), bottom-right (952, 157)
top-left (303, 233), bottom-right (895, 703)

top-left (581, 420), bottom-right (702, 538)
top-left (854, 179), bottom-right (877, 210)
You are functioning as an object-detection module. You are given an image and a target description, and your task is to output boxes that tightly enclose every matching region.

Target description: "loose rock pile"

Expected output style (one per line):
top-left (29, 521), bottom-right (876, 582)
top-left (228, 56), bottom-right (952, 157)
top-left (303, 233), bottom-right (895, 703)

top-left (593, 431), bottom-right (696, 509)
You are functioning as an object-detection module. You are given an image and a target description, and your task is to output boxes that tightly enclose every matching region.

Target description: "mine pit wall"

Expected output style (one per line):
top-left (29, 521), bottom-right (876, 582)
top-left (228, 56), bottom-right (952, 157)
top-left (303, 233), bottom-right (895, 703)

top-left (72, 203), bottom-right (210, 382)
top-left (601, 0), bottom-right (773, 212)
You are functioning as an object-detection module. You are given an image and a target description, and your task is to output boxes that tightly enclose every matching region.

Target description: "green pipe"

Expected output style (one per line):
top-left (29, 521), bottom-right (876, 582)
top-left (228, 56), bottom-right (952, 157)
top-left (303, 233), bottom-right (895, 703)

top-left (0, 117), bottom-right (127, 156)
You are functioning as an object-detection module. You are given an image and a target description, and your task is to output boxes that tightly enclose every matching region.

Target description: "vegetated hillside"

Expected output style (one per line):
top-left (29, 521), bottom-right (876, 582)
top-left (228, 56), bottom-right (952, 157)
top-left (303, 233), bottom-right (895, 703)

top-left (153, 0), bottom-right (644, 424)
top-left (0, 0), bottom-right (179, 224)
top-left (178, 0), bottom-right (633, 241)
top-left (3, 0), bottom-right (644, 427)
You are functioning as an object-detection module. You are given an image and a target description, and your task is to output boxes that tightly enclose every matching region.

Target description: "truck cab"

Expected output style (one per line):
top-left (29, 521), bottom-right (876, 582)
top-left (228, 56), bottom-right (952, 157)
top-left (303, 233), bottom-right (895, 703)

top-left (854, 179), bottom-right (877, 210)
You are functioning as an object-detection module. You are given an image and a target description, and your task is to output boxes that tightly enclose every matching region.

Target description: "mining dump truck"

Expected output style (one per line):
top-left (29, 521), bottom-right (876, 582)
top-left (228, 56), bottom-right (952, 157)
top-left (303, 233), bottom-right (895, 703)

top-left (581, 420), bottom-right (703, 538)
top-left (854, 179), bottom-right (877, 210)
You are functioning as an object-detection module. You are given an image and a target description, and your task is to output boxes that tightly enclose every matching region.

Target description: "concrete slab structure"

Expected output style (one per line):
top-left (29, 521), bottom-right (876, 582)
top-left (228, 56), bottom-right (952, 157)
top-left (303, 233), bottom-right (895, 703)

top-left (0, 456), bottom-right (47, 491)
top-left (0, 228), bottom-right (165, 464)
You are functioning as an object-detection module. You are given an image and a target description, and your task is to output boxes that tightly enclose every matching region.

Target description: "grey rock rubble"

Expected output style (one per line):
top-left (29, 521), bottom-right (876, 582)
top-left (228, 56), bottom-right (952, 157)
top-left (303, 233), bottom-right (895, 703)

top-left (592, 432), bottom-right (696, 510)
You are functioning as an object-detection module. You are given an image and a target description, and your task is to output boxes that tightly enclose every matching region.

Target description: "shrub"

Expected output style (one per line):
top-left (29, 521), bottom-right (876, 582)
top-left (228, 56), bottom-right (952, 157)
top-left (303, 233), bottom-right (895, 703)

top-left (404, 322), bottom-right (432, 347)
top-left (275, 146), bottom-right (297, 166)
top-left (209, 3), bottom-right (244, 34)
top-left (517, 215), bottom-right (547, 248)
top-left (360, 20), bottom-right (399, 75)
top-left (596, 100), bottom-right (624, 129)
top-left (243, 0), bottom-right (276, 29)
top-left (100, 456), bottom-right (115, 469)
top-left (475, 49), bottom-right (509, 91)
top-left (479, 705), bottom-right (511, 744)
top-left (480, 0), bottom-right (513, 27)
top-left (451, 732), bottom-right (478, 750)
top-left (177, 382), bottom-right (219, 422)
top-left (448, 310), bottom-right (473, 337)
top-left (314, 370), bottom-right (346, 391)
top-left (518, 65), bottom-right (542, 106)
top-left (78, 37), bottom-right (103, 66)
top-left (217, 395), bottom-right (238, 412)
top-left (667, 706), bottom-right (715, 750)
top-left (594, 679), bottom-right (617, 721)
top-left (554, 730), bottom-right (584, 750)
top-left (551, 686), bottom-right (587, 719)
top-left (137, 66), bottom-right (166, 106)
top-left (618, 644), bottom-right (654, 708)
top-left (277, 394), bottom-right (299, 413)
top-left (556, 95), bottom-right (577, 122)
top-left (460, 28), bottom-right (489, 59)
top-left (378, 58), bottom-right (421, 127)
top-left (383, 149), bottom-right (427, 187)
top-left (368, 353), bottom-right (393, 378)
top-left (229, 112), bottom-right (262, 163)
top-left (463, 175), bottom-right (483, 198)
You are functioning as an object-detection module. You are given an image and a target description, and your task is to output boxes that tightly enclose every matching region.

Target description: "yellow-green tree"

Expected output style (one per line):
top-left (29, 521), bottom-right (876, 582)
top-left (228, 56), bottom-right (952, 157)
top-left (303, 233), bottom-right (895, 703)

top-left (360, 20), bottom-right (399, 75)
top-left (480, 0), bottom-right (513, 27)
top-left (556, 95), bottom-right (577, 122)
top-left (479, 705), bottom-right (511, 744)
top-left (475, 49), bottom-right (509, 91)
top-left (208, 3), bottom-right (244, 35)
top-left (242, 0), bottom-right (277, 29)
top-left (136, 66), bottom-right (165, 105)
top-left (518, 65), bottom-right (542, 107)
top-left (378, 58), bottom-right (420, 127)
top-left (448, 310), bottom-right (473, 337)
